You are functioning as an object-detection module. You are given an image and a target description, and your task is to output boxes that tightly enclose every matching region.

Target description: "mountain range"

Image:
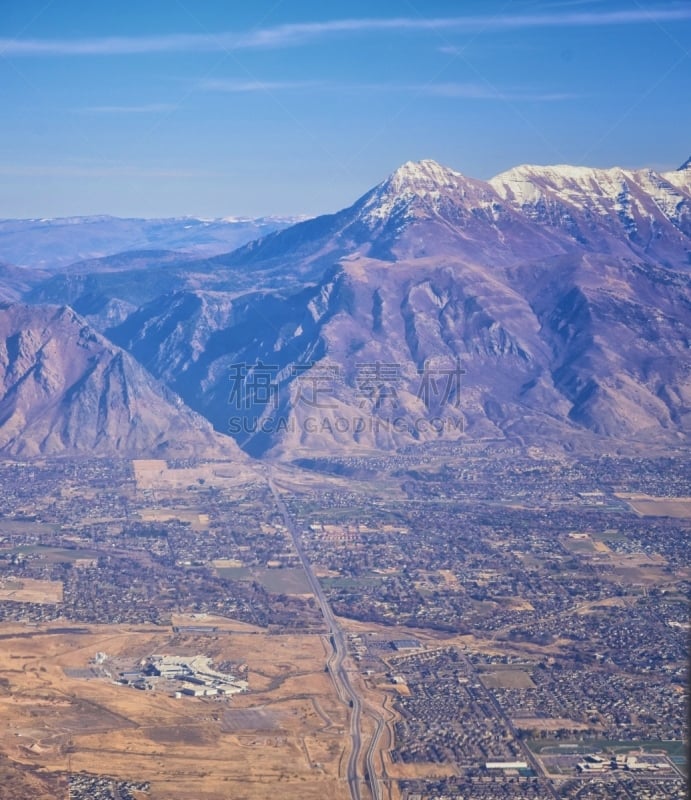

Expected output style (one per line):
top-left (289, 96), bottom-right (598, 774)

top-left (0, 157), bottom-right (689, 458)
top-left (0, 214), bottom-right (299, 271)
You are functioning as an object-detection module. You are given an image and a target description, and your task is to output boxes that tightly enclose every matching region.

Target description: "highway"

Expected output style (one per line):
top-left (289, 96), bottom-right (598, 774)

top-left (268, 474), bottom-right (381, 800)
top-left (364, 708), bottom-right (386, 800)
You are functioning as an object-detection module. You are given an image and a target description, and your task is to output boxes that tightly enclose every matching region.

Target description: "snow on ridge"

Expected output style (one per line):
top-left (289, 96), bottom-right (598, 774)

top-left (355, 156), bottom-right (690, 234)
top-left (634, 170), bottom-right (690, 223)
top-left (490, 164), bottom-right (635, 199)
top-left (359, 159), bottom-right (479, 224)
top-left (387, 159), bottom-right (465, 193)
top-left (662, 168), bottom-right (691, 193)
top-left (489, 163), bottom-right (691, 230)
top-left (491, 163), bottom-right (690, 196)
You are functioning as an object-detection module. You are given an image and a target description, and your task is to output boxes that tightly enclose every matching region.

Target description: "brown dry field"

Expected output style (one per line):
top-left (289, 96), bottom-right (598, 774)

top-left (572, 597), bottom-right (628, 614)
top-left (615, 493), bottom-right (691, 518)
top-left (566, 541), bottom-right (690, 585)
top-left (0, 752), bottom-right (66, 800)
top-left (437, 569), bottom-right (460, 589)
top-left (0, 578), bottom-right (63, 604)
top-left (211, 558), bottom-right (245, 568)
top-left (595, 552), bottom-right (691, 585)
top-left (139, 508), bottom-right (211, 529)
top-left (503, 597), bottom-right (535, 611)
top-left (169, 615), bottom-right (266, 633)
top-left (0, 622), bottom-right (352, 799)
top-left (512, 717), bottom-right (592, 732)
top-left (132, 459), bottom-right (259, 492)
top-left (480, 670), bottom-right (536, 690)
top-left (384, 760), bottom-right (458, 780)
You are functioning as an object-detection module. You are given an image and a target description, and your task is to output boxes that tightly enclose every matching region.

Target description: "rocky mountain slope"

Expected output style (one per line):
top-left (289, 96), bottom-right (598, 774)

top-left (3, 157), bottom-right (690, 458)
top-left (105, 158), bottom-right (691, 457)
top-left (0, 302), bottom-right (244, 458)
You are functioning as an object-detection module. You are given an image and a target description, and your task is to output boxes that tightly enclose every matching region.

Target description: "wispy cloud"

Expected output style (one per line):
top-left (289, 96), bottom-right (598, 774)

top-left (1, 8), bottom-right (690, 57)
top-left (354, 81), bottom-right (579, 102)
top-left (198, 79), bottom-right (323, 93)
top-left (199, 78), bottom-right (577, 102)
top-left (0, 32), bottom-right (221, 57)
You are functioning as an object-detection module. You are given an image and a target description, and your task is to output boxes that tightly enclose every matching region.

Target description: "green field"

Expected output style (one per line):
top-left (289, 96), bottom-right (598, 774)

top-left (217, 566), bottom-right (313, 595)
top-left (0, 520), bottom-right (59, 534)
top-left (320, 574), bottom-right (386, 591)
top-left (528, 738), bottom-right (687, 760)
top-left (1, 545), bottom-right (100, 562)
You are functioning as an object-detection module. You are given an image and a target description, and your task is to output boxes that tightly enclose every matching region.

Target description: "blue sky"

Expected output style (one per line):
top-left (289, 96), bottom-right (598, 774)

top-left (1, 0), bottom-right (690, 218)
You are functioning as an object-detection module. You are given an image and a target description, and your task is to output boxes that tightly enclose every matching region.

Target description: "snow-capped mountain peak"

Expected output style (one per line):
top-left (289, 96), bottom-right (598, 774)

top-left (386, 159), bottom-right (464, 194)
top-left (358, 159), bottom-right (490, 227)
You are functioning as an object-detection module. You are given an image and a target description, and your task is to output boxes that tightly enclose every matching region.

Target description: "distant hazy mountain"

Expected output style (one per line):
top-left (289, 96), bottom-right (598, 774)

top-left (0, 263), bottom-right (50, 303)
top-left (0, 302), bottom-right (244, 458)
top-left (0, 215), bottom-right (301, 271)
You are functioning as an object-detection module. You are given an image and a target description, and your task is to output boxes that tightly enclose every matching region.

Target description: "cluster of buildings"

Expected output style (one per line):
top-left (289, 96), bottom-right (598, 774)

top-left (577, 753), bottom-right (670, 774)
top-left (118, 654), bottom-right (248, 698)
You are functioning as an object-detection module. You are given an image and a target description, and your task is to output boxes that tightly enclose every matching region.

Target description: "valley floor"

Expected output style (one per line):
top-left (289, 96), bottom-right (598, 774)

top-left (0, 450), bottom-right (687, 799)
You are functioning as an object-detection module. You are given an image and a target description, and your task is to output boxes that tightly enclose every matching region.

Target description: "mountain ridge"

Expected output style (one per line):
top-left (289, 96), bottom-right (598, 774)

top-left (207, 158), bottom-right (690, 278)
top-left (2, 156), bottom-right (690, 458)
top-left (0, 301), bottom-right (247, 458)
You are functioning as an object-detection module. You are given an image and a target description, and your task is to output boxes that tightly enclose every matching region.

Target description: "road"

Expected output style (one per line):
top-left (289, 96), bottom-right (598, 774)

top-left (364, 708), bottom-right (386, 800)
top-left (456, 648), bottom-right (558, 800)
top-left (267, 474), bottom-right (381, 800)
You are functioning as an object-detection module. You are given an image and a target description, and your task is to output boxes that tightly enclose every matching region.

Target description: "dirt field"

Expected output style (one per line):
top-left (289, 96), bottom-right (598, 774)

top-left (438, 569), bottom-right (460, 589)
top-left (170, 613), bottom-right (265, 633)
top-left (214, 565), bottom-right (313, 595)
top-left (132, 459), bottom-right (259, 492)
top-left (512, 717), bottom-right (592, 732)
top-left (615, 493), bottom-right (691, 518)
top-left (383, 760), bottom-right (458, 780)
top-left (481, 670), bottom-right (536, 689)
top-left (0, 578), bottom-right (63, 603)
top-left (139, 508), bottom-right (211, 529)
top-left (0, 622), bottom-right (351, 800)
top-left (0, 753), bottom-right (66, 800)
